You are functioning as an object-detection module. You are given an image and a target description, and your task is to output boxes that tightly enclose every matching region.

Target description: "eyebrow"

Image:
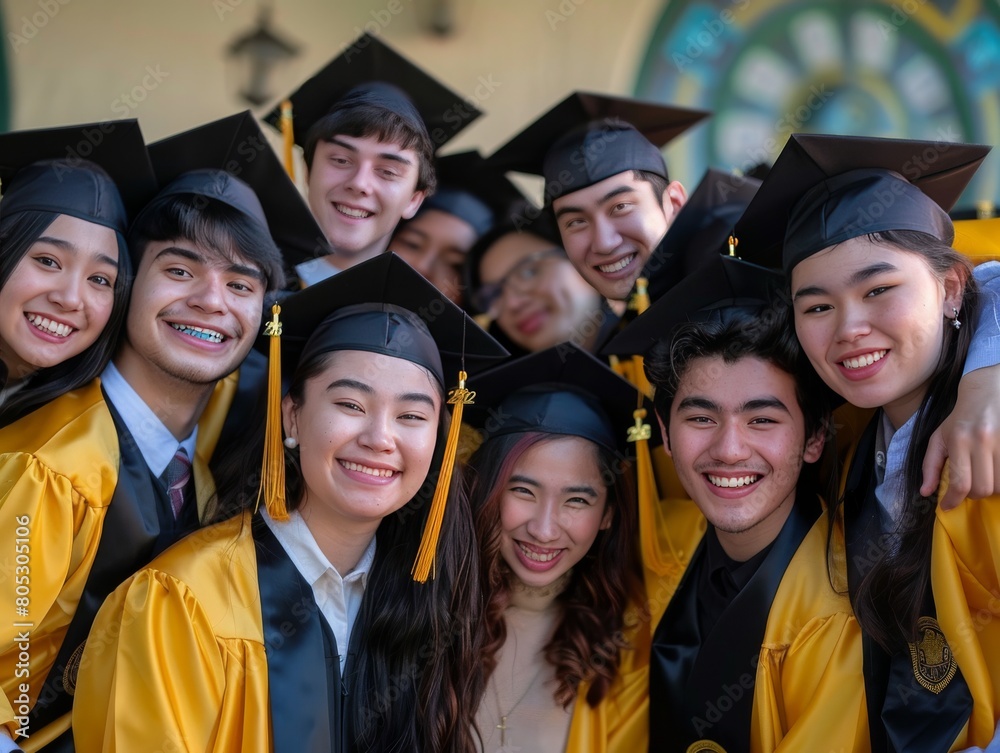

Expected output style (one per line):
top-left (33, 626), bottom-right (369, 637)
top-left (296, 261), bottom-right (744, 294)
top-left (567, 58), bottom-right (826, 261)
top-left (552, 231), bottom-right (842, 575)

top-left (508, 474), bottom-right (599, 497)
top-left (553, 185), bottom-right (637, 220)
top-left (326, 378), bottom-right (437, 407)
top-left (676, 395), bottom-right (792, 416)
top-left (154, 245), bottom-right (265, 283)
top-left (793, 261), bottom-right (899, 300)
top-left (328, 137), bottom-right (414, 167)
top-left (35, 236), bottom-right (118, 268)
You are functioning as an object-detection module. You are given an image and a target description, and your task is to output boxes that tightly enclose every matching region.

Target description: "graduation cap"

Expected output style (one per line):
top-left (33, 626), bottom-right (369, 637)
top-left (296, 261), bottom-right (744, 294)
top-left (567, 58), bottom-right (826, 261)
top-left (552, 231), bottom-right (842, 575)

top-left (732, 133), bottom-right (991, 273)
top-left (603, 254), bottom-right (784, 358)
top-left (263, 32), bottom-right (480, 151)
top-left (256, 253), bottom-right (507, 581)
top-left (464, 342), bottom-right (649, 457)
top-left (644, 168), bottom-right (761, 302)
top-left (0, 119), bottom-right (158, 226)
top-left (488, 91), bottom-right (708, 201)
top-left (412, 150), bottom-right (528, 236)
top-left (148, 111), bottom-right (331, 273)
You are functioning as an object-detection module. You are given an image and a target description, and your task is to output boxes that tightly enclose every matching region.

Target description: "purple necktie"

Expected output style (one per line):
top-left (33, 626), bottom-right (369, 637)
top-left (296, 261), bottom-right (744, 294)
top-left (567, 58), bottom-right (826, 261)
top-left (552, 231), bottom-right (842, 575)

top-left (162, 449), bottom-right (192, 519)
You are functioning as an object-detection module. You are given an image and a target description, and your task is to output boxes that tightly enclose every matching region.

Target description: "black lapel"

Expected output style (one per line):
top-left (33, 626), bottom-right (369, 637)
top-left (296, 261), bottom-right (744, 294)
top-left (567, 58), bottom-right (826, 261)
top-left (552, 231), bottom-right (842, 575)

top-left (253, 515), bottom-right (341, 753)
top-left (210, 349), bottom-right (268, 479)
top-left (650, 494), bottom-right (821, 752)
top-left (27, 398), bottom-right (164, 737)
top-left (843, 416), bottom-right (972, 753)
top-left (649, 535), bottom-right (707, 753)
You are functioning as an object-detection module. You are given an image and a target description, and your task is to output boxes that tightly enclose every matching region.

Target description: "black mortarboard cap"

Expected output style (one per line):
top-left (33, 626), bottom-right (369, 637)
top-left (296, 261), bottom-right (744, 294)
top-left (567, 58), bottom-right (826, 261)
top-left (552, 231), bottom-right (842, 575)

top-left (0, 120), bottom-right (157, 225)
top-left (464, 342), bottom-right (648, 456)
top-left (419, 187), bottom-right (494, 237)
top-left (416, 150), bottom-right (528, 235)
top-left (644, 168), bottom-right (761, 301)
top-left (263, 33), bottom-right (479, 151)
top-left (148, 111), bottom-right (331, 271)
top-left (488, 91), bottom-right (708, 200)
top-left (733, 133), bottom-right (991, 273)
top-left (603, 254), bottom-right (783, 358)
top-left (261, 252), bottom-right (508, 387)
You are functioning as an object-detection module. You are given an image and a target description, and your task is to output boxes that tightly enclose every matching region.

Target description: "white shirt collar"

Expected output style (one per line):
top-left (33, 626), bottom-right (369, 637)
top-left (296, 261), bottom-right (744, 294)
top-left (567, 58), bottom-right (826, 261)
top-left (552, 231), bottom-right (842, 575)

top-left (101, 361), bottom-right (198, 477)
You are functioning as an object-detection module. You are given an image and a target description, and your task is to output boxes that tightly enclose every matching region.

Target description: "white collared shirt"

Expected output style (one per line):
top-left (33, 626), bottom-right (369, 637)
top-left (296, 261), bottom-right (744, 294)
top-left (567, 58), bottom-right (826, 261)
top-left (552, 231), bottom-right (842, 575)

top-left (262, 507), bottom-right (375, 670)
top-left (295, 257), bottom-right (340, 288)
top-left (100, 361), bottom-right (197, 478)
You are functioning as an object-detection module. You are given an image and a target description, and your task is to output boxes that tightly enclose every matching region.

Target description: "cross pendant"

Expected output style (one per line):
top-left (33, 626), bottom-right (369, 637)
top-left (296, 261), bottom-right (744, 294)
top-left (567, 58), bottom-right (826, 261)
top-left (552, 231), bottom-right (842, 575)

top-left (497, 715), bottom-right (508, 746)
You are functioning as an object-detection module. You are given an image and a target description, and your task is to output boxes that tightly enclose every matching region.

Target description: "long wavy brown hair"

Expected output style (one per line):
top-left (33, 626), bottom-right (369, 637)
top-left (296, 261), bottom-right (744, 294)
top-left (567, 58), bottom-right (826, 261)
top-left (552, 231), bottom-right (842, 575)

top-left (469, 431), bottom-right (643, 708)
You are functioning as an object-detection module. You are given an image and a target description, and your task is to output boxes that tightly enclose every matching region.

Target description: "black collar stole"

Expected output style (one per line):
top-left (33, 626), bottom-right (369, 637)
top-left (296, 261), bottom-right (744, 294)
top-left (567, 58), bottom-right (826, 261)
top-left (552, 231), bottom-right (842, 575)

top-left (649, 493), bottom-right (821, 753)
top-left (253, 515), bottom-right (353, 753)
top-left (28, 394), bottom-right (175, 735)
top-left (842, 415), bottom-right (971, 753)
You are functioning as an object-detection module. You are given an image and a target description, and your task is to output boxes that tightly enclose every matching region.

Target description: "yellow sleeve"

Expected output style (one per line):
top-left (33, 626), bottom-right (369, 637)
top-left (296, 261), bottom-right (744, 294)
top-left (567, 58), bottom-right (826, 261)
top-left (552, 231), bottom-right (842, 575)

top-left (565, 605), bottom-right (652, 753)
top-left (933, 495), bottom-right (1000, 749)
top-left (753, 613), bottom-right (869, 753)
top-left (72, 568), bottom-right (270, 753)
top-left (0, 453), bottom-right (106, 739)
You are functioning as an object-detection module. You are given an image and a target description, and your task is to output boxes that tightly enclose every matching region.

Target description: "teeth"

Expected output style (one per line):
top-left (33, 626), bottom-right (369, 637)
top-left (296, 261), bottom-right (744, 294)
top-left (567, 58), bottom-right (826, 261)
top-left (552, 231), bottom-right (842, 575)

top-left (27, 314), bottom-right (73, 337)
top-left (841, 350), bottom-right (886, 370)
top-left (517, 542), bottom-right (560, 562)
top-left (707, 474), bottom-right (759, 488)
top-left (170, 323), bottom-right (224, 343)
top-left (336, 204), bottom-right (373, 219)
top-left (340, 460), bottom-right (394, 478)
top-left (598, 254), bottom-right (635, 274)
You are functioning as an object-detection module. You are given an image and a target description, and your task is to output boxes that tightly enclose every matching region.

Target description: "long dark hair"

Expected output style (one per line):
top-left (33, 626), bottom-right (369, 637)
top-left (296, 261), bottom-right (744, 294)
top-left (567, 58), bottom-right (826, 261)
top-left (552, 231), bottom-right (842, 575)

top-left (469, 431), bottom-right (642, 709)
top-left (842, 230), bottom-right (979, 652)
top-left (211, 348), bottom-right (482, 753)
top-left (0, 209), bottom-right (131, 427)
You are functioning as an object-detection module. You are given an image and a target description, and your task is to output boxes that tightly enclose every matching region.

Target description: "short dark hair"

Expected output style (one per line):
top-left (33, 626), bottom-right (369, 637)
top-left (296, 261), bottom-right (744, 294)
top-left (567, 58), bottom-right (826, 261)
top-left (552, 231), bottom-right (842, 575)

top-left (303, 103), bottom-right (437, 194)
top-left (128, 193), bottom-right (286, 292)
top-left (644, 303), bottom-right (831, 443)
top-left (632, 169), bottom-right (670, 202)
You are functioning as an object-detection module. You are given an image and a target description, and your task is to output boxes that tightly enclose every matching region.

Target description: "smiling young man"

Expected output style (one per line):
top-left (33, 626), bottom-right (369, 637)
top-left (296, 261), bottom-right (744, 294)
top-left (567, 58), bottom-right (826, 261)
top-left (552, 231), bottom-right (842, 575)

top-left (266, 33), bottom-right (481, 287)
top-left (489, 92), bottom-right (713, 305)
top-left (604, 254), bottom-right (866, 752)
top-left (0, 168), bottom-right (286, 752)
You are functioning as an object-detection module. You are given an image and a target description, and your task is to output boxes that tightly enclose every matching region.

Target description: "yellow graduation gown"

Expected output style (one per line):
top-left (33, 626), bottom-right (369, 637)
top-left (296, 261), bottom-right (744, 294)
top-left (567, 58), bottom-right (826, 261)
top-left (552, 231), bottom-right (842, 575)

top-left (837, 433), bottom-right (1000, 751)
top-left (648, 498), bottom-right (867, 752)
top-left (933, 484), bottom-right (1000, 748)
top-left (0, 373), bottom-right (237, 748)
top-left (565, 602), bottom-right (652, 753)
top-left (72, 512), bottom-right (270, 753)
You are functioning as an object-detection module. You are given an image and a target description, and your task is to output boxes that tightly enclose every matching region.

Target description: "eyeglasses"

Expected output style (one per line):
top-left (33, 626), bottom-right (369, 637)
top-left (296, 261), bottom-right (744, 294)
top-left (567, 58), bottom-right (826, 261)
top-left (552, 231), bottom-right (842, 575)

top-left (473, 247), bottom-right (567, 313)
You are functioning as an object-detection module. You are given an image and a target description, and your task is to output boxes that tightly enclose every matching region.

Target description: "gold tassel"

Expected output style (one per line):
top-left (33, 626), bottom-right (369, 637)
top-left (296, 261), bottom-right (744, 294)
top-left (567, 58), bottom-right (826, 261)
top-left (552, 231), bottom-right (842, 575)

top-left (628, 408), bottom-right (675, 576)
top-left (728, 234), bottom-right (738, 257)
top-left (627, 277), bottom-right (653, 399)
top-left (256, 304), bottom-right (289, 521)
top-left (279, 99), bottom-right (296, 181)
top-left (412, 370), bottom-right (474, 583)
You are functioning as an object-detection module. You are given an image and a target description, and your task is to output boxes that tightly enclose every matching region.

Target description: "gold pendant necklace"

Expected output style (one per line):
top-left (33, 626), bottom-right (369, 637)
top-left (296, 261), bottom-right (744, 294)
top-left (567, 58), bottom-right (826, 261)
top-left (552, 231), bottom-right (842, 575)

top-left (491, 664), bottom-right (545, 748)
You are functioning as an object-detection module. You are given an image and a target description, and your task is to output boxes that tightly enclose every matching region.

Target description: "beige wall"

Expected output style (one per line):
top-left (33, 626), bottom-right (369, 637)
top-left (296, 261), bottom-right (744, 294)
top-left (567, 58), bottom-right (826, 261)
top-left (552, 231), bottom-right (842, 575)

top-left (2, 0), bottom-right (665, 159)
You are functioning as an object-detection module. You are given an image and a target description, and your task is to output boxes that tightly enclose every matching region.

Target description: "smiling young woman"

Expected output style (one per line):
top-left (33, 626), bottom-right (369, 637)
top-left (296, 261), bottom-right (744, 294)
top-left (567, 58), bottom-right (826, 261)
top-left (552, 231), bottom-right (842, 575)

top-left (72, 254), bottom-right (507, 753)
top-left (735, 133), bottom-right (1000, 751)
top-left (0, 123), bottom-right (156, 426)
top-left (464, 344), bottom-right (645, 753)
